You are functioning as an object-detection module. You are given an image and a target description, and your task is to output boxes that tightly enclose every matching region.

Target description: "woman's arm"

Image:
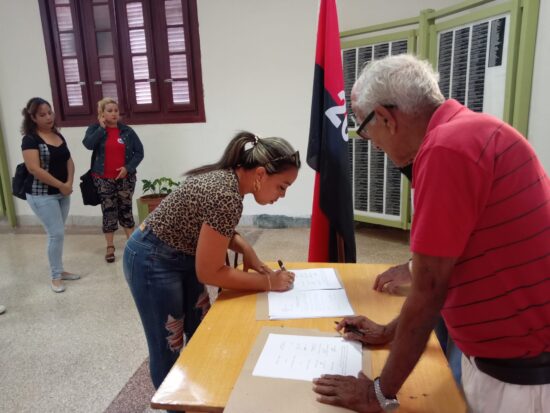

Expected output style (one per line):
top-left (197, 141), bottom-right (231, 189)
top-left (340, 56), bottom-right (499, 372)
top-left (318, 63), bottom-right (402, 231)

top-left (82, 124), bottom-right (106, 150)
top-left (66, 157), bottom-right (75, 186)
top-left (196, 223), bottom-right (293, 291)
top-left (125, 128), bottom-right (144, 174)
top-left (23, 149), bottom-right (71, 194)
top-left (228, 232), bottom-right (273, 274)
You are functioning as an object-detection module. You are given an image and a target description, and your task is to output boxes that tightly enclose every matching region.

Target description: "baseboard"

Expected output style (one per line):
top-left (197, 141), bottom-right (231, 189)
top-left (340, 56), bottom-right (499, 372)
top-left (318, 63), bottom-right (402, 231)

top-left (6, 214), bottom-right (311, 229)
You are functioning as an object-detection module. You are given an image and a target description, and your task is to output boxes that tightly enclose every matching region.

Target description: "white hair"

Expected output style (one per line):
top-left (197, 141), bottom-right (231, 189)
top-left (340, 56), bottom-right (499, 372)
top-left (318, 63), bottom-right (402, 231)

top-left (353, 54), bottom-right (445, 115)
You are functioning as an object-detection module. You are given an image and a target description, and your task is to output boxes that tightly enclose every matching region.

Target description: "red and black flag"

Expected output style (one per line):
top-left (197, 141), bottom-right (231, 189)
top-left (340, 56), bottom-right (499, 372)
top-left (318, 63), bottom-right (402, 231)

top-left (307, 0), bottom-right (356, 263)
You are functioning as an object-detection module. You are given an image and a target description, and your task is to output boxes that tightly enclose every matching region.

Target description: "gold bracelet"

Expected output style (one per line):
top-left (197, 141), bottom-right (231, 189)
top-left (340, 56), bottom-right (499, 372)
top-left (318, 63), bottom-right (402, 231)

top-left (266, 274), bottom-right (272, 291)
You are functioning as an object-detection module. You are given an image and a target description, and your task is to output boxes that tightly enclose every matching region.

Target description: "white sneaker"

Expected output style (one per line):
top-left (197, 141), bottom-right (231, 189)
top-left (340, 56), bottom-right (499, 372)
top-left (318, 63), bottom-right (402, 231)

top-left (0, 305), bottom-right (5, 314)
top-left (51, 280), bottom-right (66, 293)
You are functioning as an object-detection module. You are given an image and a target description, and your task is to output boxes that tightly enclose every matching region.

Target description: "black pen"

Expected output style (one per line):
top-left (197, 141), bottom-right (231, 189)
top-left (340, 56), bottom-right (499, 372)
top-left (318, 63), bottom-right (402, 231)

top-left (277, 259), bottom-right (287, 271)
top-left (334, 320), bottom-right (365, 337)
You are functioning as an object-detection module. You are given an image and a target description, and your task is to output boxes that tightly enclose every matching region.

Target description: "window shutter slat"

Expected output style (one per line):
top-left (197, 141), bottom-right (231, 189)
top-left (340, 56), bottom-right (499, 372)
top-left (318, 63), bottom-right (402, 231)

top-left (354, 139), bottom-right (369, 212)
top-left (126, 3), bottom-right (144, 27)
top-left (467, 22), bottom-right (488, 112)
top-left (342, 49), bottom-right (356, 127)
top-left (167, 27), bottom-right (186, 52)
top-left (59, 33), bottom-right (76, 56)
top-left (56, 6), bottom-right (73, 30)
top-left (129, 29), bottom-right (147, 53)
top-left (438, 31), bottom-right (453, 98)
top-left (451, 27), bottom-right (470, 105)
top-left (165, 0), bottom-right (184, 25)
top-left (172, 81), bottom-right (190, 103)
top-left (488, 18), bottom-right (506, 67)
top-left (170, 54), bottom-right (188, 78)
top-left (385, 158), bottom-right (401, 216)
top-left (135, 82), bottom-right (153, 104)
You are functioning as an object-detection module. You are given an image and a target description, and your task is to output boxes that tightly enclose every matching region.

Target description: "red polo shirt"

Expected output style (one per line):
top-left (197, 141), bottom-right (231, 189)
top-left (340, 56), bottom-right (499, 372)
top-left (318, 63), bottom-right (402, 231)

top-left (411, 99), bottom-right (550, 358)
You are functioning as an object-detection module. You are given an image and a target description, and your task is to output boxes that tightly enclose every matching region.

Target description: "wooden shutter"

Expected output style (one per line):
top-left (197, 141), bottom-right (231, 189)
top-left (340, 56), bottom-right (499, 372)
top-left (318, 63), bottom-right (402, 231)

top-left (117, 0), bottom-right (160, 112)
top-left (46, 0), bottom-right (91, 116)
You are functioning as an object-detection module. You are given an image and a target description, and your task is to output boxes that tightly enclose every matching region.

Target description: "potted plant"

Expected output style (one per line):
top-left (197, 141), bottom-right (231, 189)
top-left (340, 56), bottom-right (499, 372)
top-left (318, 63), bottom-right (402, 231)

top-left (137, 177), bottom-right (180, 222)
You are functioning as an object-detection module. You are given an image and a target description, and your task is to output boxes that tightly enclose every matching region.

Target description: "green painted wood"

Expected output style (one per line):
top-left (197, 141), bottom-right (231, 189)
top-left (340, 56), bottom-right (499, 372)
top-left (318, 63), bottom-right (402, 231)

top-left (341, 30), bottom-right (416, 50)
top-left (512, 0), bottom-right (540, 136)
top-left (428, 25), bottom-right (438, 65)
top-left (340, 16), bottom-right (419, 38)
top-left (354, 213), bottom-right (407, 229)
top-left (431, 2), bottom-right (512, 33)
top-left (428, 0), bottom-right (496, 19)
top-left (0, 123), bottom-right (17, 226)
top-left (502, 0), bottom-right (522, 124)
top-left (417, 9), bottom-right (435, 59)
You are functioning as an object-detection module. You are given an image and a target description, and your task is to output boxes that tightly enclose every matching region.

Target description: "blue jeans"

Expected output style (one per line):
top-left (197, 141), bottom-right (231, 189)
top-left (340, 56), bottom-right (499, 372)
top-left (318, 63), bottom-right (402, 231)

top-left (435, 316), bottom-right (462, 386)
top-left (26, 193), bottom-right (70, 280)
top-left (123, 227), bottom-right (210, 389)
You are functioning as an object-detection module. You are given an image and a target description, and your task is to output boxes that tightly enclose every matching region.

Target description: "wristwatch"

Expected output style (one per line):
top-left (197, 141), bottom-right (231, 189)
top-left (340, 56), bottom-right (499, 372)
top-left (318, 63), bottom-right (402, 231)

top-left (374, 377), bottom-right (400, 411)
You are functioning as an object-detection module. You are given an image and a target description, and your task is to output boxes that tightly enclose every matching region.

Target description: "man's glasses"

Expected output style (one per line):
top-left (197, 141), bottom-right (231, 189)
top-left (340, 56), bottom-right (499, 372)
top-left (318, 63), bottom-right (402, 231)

top-left (355, 111), bottom-right (375, 139)
top-left (351, 105), bottom-right (396, 139)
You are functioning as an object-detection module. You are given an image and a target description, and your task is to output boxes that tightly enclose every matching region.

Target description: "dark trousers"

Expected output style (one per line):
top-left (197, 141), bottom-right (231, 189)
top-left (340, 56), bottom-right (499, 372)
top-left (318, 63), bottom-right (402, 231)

top-left (93, 174), bottom-right (136, 233)
top-left (123, 227), bottom-right (210, 389)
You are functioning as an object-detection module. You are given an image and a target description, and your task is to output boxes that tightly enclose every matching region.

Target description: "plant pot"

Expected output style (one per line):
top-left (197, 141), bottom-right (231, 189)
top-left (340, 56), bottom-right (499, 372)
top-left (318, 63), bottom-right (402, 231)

top-left (139, 194), bottom-right (167, 213)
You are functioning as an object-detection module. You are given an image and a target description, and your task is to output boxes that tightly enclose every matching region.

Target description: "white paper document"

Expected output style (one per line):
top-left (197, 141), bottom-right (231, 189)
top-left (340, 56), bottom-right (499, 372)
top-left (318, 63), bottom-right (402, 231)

top-left (267, 289), bottom-right (354, 320)
top-left (291, 268), bottom-right (343, 291)
top-left (252, 333), bottom-right (362, 381)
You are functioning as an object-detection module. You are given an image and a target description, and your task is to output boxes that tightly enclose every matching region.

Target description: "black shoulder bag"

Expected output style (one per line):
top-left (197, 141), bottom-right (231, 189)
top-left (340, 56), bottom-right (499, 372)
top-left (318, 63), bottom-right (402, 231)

top-left (12, 162), bottom-right (29, 200)
top-left (80, 149), bottom-right (101, 206)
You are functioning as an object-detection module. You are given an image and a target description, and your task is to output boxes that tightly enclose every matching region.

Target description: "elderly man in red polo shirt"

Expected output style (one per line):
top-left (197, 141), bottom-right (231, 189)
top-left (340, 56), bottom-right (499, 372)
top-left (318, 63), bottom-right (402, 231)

top-left (313, 54), bottom-right (550, 413)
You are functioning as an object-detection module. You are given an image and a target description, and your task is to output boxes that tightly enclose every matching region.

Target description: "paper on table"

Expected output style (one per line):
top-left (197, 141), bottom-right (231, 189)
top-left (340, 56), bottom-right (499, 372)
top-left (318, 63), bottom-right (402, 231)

top-left (291, 268), bottom-right (342, 291)
top-left (252, 333), bottom-right (362, 381)
top-left (268, 289), bottom-right (354, 320)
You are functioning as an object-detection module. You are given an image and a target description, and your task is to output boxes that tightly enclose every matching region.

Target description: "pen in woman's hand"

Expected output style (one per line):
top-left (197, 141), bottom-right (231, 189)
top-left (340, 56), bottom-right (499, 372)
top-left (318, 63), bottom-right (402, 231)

top-left (277, 259), bottom-right (286, 271)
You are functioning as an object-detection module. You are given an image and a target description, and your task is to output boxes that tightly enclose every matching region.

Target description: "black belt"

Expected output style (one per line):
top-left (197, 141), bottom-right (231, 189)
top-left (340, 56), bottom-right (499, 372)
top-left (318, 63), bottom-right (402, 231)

top-left (473, 352), bottom-right (550, 385)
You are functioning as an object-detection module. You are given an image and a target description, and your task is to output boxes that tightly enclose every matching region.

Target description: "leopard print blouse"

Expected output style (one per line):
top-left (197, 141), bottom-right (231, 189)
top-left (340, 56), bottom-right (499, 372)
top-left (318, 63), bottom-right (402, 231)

top-left (144, 169), bottom-right (243, 255)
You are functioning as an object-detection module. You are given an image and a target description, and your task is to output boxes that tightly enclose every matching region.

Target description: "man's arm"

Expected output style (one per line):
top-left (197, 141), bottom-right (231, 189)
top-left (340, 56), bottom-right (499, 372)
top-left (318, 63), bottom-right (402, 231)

top-left (378, 252), bottom-right (456, 396)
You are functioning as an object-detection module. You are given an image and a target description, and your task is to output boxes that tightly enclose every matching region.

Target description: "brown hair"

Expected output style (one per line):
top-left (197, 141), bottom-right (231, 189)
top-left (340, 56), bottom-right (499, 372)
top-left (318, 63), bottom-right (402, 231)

top-left (20, 97), bottom-right (58, 135)
top-left (186, 131), bottom-right (301, 176)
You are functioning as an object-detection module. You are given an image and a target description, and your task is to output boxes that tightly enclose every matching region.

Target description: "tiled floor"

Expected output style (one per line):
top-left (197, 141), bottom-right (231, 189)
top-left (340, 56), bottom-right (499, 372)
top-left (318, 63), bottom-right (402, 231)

top-left (0, 224), bottom-right (410, 413)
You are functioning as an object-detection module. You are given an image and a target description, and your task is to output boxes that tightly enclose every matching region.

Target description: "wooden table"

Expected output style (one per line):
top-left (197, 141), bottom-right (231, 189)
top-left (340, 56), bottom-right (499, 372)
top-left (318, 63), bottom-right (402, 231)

top-left (151, 263), bottom-right (466, 412)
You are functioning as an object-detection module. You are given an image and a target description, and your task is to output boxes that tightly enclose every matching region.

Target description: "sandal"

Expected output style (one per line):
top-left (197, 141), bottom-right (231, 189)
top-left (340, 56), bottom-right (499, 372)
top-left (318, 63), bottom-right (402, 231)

top-left (105, 245), bottom-right (115, 263)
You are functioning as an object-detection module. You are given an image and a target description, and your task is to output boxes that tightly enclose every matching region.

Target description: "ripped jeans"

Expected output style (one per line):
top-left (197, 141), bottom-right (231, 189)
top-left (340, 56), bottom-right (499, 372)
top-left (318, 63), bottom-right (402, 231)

top-left (123, 226), bottom-right (210, 388)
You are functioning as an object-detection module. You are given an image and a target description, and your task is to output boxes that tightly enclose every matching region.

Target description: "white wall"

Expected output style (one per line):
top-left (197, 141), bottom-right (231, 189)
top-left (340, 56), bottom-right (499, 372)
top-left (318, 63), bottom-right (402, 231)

top-left (0, 0), bottom-right (320, 224)
top-left (1, 0), bottom-right (549, 225)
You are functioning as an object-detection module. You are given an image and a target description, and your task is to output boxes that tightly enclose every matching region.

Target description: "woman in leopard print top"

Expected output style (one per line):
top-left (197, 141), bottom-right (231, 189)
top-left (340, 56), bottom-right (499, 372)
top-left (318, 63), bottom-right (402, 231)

top-left (123, 131), bottom-right (301, 388)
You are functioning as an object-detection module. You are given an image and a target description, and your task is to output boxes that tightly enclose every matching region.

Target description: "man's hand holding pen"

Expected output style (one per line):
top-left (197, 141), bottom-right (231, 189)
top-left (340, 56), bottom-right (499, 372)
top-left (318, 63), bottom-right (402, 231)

top-left (334, 316), bottom-right (393, 345)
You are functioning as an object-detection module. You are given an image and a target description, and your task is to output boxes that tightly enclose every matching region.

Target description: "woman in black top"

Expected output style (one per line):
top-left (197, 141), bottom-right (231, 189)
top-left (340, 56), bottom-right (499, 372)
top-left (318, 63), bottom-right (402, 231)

top-left (21, 97), bottom-right (79, 293)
